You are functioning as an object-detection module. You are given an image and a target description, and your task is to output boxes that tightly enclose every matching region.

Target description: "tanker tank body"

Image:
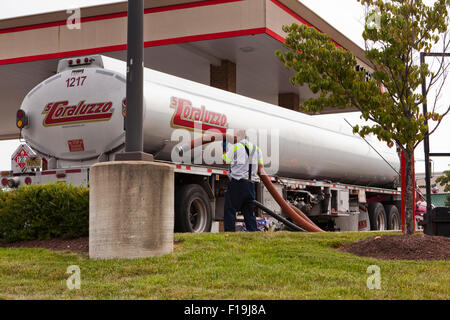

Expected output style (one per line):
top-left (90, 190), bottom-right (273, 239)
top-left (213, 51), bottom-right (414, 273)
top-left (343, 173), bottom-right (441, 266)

top-left (18, 54), bottom-right (400, 186)
top-left (134, 58), bottom-right (400, 188)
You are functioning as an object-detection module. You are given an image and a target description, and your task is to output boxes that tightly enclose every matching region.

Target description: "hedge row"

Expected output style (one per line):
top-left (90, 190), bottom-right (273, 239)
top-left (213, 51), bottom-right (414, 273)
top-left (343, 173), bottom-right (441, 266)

top-left (0, 183), bottom-right (89, 243)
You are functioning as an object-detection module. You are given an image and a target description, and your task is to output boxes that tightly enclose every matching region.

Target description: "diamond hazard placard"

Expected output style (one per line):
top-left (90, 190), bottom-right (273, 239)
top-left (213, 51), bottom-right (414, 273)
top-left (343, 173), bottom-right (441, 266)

top-left (13, 147), bottom-right (29, 169)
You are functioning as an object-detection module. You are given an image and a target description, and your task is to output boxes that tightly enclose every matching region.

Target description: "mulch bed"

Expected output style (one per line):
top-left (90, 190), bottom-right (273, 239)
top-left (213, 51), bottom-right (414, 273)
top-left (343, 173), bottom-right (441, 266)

top-left (340, 234), bottom-right (450, 261)
top-left (0, 237), bottom-right (89, 254)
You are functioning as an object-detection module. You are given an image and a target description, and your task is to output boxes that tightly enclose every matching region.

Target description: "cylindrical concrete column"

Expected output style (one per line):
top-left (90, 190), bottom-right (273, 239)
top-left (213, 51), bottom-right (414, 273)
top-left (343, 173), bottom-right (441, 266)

top-left (89, 161), bottom-right (174, 259)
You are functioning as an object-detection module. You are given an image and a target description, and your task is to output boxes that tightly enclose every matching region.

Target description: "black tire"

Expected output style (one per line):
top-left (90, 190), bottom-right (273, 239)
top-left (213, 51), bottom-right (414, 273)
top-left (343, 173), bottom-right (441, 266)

top-left (368, 202), bottom-right (387, 231)
top-left (175, 184), bottom-right (212, 233)
top-left (385, 204), bottom-right (401, 230)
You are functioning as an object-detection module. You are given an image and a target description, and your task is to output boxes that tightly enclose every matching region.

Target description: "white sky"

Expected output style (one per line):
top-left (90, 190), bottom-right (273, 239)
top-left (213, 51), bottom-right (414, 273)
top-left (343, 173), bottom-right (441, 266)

top-left (0, 0), bottom-right (448, 174)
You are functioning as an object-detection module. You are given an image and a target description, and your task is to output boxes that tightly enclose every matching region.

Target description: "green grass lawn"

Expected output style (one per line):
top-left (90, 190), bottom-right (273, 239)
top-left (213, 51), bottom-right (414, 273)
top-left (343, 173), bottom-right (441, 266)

top-left (0, 231), bottom-right (448, 300)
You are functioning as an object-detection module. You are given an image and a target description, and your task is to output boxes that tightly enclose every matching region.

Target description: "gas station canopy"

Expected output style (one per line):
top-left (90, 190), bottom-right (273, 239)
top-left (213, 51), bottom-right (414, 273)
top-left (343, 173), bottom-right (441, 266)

top-left (0, 0), bottom-right (371, 140)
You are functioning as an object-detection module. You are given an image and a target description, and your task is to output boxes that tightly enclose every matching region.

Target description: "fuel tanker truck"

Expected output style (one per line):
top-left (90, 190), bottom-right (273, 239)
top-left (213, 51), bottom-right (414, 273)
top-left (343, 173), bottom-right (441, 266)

top-left (1, 55), bottom-right (403, 233)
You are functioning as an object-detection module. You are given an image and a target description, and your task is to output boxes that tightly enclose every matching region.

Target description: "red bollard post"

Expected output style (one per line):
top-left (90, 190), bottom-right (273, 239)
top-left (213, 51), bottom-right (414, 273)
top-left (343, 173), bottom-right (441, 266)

top-left (412, 154), bottom-right (416, 231)
top-left (401, 151), bottom-right (405, 233)
top-left (401, 151), bottom-right (416, 234)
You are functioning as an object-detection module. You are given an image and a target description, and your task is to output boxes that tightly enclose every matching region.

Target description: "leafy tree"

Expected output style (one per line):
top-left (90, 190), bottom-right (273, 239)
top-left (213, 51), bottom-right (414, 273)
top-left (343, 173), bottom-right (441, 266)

top-left (436, 169), bottom-right (450, 206)
top-left (276, 0), bottom-right (450, 234)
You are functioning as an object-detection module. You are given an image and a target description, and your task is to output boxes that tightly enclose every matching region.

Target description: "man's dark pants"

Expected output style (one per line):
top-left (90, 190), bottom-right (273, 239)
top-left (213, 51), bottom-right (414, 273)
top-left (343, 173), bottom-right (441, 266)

top-left (224, 178), bottom-right (258, 232)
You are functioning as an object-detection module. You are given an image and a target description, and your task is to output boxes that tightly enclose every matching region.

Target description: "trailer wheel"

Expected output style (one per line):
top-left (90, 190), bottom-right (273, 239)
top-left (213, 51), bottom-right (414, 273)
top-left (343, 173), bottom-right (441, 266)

top-left (175, 184), bottom-right (212, 233)
top-left (368, 202), bottom-right (387, 231)
top-left (385, 205), bottom-right (401, 230)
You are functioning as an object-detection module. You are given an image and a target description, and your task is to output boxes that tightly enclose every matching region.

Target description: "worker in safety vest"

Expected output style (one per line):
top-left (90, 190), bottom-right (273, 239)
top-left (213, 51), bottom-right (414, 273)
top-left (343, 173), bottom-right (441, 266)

top-left (222, 129), bottom-right (264, 232)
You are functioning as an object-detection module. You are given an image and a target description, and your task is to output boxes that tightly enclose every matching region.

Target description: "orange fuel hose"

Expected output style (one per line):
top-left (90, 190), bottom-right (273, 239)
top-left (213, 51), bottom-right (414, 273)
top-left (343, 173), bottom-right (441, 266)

top-left (259, 174), bottom-right (324, 232)
top-left (182, 133), bottom-right (324, 232)
top-left (289, 204), bottom-right (316, 226)
top-left (188, 132), bottom-right (235, 150)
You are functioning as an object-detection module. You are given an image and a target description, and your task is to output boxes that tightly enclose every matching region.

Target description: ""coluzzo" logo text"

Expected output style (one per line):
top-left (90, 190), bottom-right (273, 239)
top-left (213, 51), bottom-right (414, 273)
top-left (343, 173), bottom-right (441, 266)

top-left (42, 100), bottom-right (114, 126)
top-left (170, 97), bottom-right (227, 133)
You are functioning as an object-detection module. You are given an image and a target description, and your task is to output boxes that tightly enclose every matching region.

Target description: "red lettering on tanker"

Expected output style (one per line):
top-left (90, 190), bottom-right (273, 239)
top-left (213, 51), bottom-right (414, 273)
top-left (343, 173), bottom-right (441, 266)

top-left (170, 97), bottom-right (228, 133)
top-left (41, 100), bottom-right (113, 127)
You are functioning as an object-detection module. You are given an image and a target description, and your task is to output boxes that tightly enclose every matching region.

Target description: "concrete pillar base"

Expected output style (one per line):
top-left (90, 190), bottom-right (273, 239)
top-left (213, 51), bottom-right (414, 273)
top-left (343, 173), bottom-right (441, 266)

top-left (89, 161), bottom-right (174, 259)
top-left (114, 151), bottom-right (154, 161)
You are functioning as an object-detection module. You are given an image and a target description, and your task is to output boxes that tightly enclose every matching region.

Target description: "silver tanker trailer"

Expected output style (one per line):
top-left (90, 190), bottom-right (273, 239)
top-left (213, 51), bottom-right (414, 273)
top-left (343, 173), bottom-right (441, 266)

top-left (1, 55), bottom-right (404, 232)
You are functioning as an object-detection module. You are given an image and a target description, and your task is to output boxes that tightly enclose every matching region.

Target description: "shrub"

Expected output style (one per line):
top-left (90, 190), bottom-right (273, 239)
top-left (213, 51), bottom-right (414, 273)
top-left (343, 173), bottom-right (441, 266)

top-left (0, 183), bottom-right (89, 243)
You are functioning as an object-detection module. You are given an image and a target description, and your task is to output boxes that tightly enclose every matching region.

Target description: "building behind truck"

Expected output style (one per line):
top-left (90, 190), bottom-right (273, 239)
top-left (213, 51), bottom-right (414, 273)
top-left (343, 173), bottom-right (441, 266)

top-left (1, 54), bottom-right (406, 233)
